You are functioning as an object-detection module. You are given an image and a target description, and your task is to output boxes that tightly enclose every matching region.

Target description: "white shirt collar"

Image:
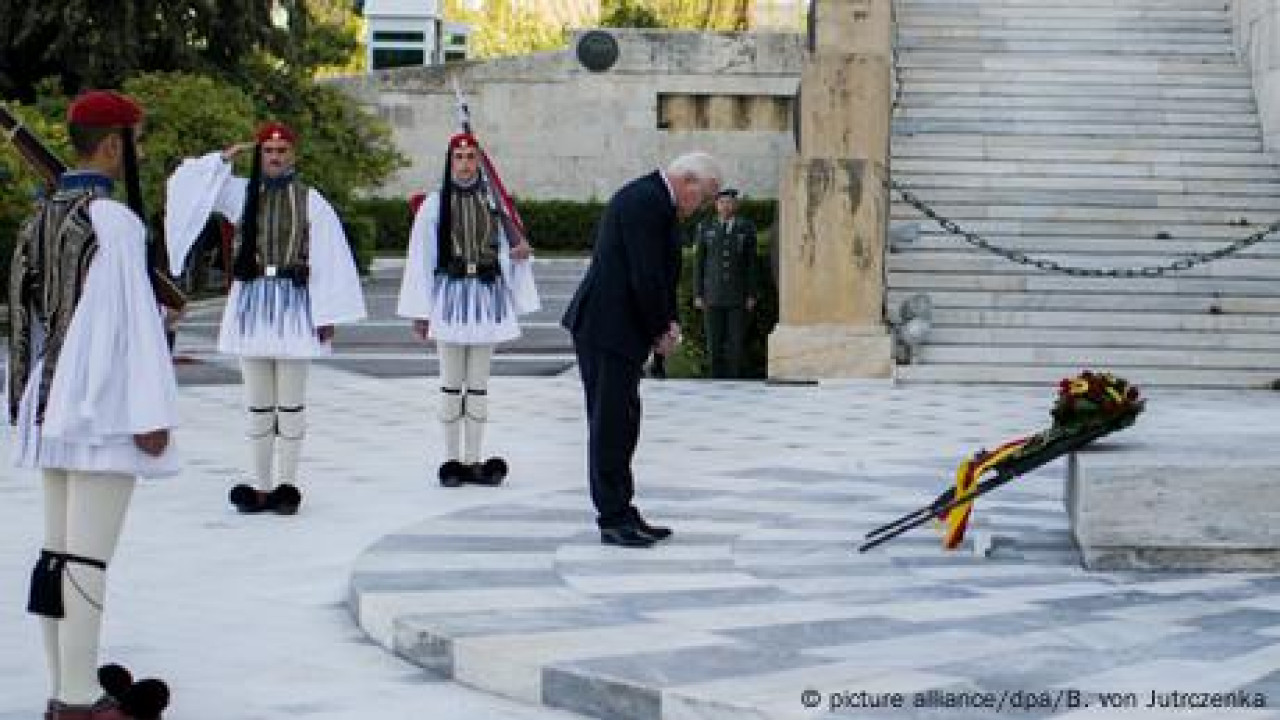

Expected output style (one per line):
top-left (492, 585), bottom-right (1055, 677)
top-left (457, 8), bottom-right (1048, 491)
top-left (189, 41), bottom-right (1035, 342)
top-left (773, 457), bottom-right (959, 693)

top-left (659, 170), bottom-right (676, 208)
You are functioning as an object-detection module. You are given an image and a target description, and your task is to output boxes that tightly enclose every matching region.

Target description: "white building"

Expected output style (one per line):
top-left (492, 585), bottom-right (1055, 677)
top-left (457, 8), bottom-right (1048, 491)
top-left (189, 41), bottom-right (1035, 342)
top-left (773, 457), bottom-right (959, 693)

top-left (362, 0), bottom-right (471, 69)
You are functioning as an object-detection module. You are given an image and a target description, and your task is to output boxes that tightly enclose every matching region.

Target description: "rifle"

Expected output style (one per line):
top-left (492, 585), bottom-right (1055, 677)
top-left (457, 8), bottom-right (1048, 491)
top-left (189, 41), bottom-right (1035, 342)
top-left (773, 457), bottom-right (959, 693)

top-left (0, 104), bottom-right (187, 311)
top-left (451, 78), bottom-right (530, 249)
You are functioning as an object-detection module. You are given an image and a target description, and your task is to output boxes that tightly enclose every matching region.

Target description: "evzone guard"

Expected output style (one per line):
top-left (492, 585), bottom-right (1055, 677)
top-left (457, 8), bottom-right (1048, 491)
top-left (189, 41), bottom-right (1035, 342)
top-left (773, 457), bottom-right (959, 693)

top-left (8, 90), bottom-right (176, 720)
top-left (164, 122), bottom-right (366, 514)
top-left (397, 131), bottom-right (540, 486)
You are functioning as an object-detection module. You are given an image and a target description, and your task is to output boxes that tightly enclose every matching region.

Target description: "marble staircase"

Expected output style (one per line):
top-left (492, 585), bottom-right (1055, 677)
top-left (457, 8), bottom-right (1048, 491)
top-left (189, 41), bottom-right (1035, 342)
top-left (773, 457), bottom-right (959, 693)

top-left (888, 0), bottom-right (1280, 386)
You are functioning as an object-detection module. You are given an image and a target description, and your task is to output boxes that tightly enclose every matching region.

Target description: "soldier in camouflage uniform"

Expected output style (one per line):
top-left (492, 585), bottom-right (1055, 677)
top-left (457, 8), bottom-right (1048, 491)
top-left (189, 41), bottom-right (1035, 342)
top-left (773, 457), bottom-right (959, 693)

top-left (693, 188), bottom-right (757, 379)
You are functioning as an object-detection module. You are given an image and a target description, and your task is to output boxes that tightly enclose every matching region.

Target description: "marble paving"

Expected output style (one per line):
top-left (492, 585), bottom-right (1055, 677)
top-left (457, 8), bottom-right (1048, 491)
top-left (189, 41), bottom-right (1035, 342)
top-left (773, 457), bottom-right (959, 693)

top-left (349, 378), bottom-right (1280, 720)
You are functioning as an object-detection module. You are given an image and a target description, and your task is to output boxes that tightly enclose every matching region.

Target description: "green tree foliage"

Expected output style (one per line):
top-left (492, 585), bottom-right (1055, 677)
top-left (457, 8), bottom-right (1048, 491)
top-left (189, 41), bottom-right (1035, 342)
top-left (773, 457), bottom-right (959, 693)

top-left (0, 0), bottom-right (278, 101)
top-left (123, 74), bottom-right (260, 212)
top-left (0, 0), bottom-right (370, 98)
top-left (0, 1), bottom-right (404, 280)
top-left (444, 0), bottom-right (570, 59)
top-left (0, 70), bottom-right (404, 284)
top-left (601, 0), bottom-right (753, 30)
top-left (600, 0), bottom-right (663, 28)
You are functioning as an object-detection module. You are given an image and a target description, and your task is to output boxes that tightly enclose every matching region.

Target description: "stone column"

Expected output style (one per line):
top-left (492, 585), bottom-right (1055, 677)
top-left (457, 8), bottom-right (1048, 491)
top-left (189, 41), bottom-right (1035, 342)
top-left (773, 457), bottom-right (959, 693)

top-left (1234, 0), bottom-right (1280, 153)
top-left (768, 0), bottom-right (894, 380)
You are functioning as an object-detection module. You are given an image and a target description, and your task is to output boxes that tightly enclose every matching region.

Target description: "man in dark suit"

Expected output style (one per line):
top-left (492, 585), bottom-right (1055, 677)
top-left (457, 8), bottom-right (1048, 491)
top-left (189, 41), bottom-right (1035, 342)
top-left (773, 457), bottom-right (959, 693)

top-left (562, 153), bottom-right (722, 548)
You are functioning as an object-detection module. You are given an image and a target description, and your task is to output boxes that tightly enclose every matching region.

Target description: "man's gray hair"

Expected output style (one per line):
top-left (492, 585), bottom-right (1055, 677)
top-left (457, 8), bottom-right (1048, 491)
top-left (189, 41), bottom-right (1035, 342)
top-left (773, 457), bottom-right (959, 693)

top-left (666, 152), bottom-right (723, 185)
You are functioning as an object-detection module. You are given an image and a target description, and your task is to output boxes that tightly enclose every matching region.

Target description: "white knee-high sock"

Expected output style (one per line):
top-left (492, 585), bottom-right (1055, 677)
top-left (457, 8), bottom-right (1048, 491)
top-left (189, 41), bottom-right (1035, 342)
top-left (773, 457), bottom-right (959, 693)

top-left (274, 360), bottom-right (309, 485)
top-left (41, 470), bottom-right (70, 699)
top-left (241, 358), bottom-right (277, 490)
top-left (58, 473), bottom-right (135, 705)
top-left (438, 344), bottom-right (466, 462)
top-left (462, 345), bottom-right (493, 464)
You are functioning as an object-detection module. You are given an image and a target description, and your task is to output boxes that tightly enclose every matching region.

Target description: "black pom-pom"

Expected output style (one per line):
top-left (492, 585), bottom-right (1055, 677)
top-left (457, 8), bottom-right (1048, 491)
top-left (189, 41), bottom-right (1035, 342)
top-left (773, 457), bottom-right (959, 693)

top-left (98, 663), bottom-right (133, 699)
top-left (228, 483), bottom-right (266, 513)
top-left (268, 484), bottom-right (302, 515)
top-left (438, 460), bottom-right (467, 487)
top-left (479, 457), bottom-right (508, 485)
top-left (120, 678), bottom-right (170, 720)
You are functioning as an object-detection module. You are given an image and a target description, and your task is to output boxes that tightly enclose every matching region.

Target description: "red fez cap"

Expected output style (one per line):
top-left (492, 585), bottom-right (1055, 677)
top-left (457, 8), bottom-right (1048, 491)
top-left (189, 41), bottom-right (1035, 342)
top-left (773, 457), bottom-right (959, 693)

top-left (448, 133), bottom-right (478, 150)
top-left (409, 191), bottom-right (426, 215)
top-left (67, 90), bottom-right (144, 128)
top-left (256, 121), bottom-right (297, 145)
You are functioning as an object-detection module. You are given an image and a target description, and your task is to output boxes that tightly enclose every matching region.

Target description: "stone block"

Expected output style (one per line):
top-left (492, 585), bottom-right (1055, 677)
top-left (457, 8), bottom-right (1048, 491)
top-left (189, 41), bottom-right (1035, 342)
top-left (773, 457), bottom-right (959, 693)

top-left (768, 323), bottom-right (892, 379)
top-left (776, 156), bottom-right (888, 327)
top-left (798, 54), bottom-right (891, 160)
top-left (1067, 432), bottom-right (1280, 570)
top-left (815, 0), bottom-right (891, 57)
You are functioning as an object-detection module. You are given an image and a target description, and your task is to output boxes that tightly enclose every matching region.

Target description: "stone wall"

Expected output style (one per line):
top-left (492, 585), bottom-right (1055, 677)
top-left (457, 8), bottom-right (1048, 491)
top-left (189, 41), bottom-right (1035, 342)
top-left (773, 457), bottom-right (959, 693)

top-left (331, 30), bottom-right (803, 200)
top-left (1234, 0), bottom-right (1280, 154)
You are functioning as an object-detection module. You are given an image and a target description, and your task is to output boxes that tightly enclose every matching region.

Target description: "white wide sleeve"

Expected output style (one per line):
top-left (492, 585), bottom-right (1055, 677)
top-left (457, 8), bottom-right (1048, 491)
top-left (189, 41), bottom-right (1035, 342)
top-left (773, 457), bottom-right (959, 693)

top-left (306, 190), bottom-right (367, 327)
top-left (164, 151), bottom-right (247, 275)
top-left (497, 222), bottom-right (541, 316)
top-left (396, 193), bottom-right (440, 320)
top-left (42, 200), bottom-right (179, 441)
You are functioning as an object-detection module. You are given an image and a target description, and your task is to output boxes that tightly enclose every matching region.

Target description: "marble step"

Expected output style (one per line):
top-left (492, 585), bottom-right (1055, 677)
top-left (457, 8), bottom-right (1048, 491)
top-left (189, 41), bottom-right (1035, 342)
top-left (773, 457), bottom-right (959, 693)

top-left (897, 233), bottom-right (1280, 257)
top-left (895, 363), bottom-right (1280, 388)
top-left (887, 253), bottom-right (1280, 279)
top-left (333, 322), bottom-right (572, 351)
top-left (897, 15), bottom-right (1231, 32)
top-left (900, 0), bottom-right (1233, 8)
top-left (891, 145), bottom-right (1275, 167)
top-left (924, 307), bottom-right (1280, 331)
top-left (891, 202), bottom-right (1270, 226)
top-left (899, 83), bottom-right (1254, 101)
top-left (897, 93), bottom-right (1255, 114)
top-left (916, 345), bottom-right (1280, 371)
top-left (896, 107), bottom-right (1255, 126)
top-left (894, 119), bottom-right (1260, 139)
top-left (889, 188), bottom-right (1280, 211)
top-left (888, 217), bottom-right (1271, 241)
top-left (896, 7), bottom-right (1231, 21)
top-left (888, 290), bottom-right (1280, 315)
top-left (893, 135), bottom-right (1265, 152)
top-left (898, 40), bottom-right (1233, 56)
top-left (900, 27), bottom-right (1230, 42)
top-left (909, 325), bottom-right (1280, 350)
top-left (890, 272), bottom-right (1280, 296)
top-left (894, 133), bottom-right (1262, 151)
top-left (892, 160), bottom-right (1280, 183)
top-left (898, 16), bottom-right (1232, 32)
top-left (899, 68), bottom-right (1251, 87)
top-left (900, 0), bottom-right (1232, 8)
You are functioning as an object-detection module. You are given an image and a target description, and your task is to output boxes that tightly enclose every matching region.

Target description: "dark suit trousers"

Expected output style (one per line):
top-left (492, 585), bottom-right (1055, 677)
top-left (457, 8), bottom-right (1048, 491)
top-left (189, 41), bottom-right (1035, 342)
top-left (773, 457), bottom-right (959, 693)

top-left (574, 339), bottom-right (643, 529)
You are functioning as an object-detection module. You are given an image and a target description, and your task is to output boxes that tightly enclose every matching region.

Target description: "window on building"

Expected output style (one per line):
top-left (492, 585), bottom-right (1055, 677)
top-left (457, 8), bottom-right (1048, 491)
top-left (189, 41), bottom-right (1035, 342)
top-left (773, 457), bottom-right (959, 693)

top-left (373, 30), bottom-right (427, 43)
top-left (372, 46), bottom-right (426, 69)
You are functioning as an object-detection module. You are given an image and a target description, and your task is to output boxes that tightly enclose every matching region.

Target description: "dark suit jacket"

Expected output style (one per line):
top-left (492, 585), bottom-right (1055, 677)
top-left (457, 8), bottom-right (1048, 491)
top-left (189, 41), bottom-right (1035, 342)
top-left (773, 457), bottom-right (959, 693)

top-left (562, 171), bottom-right (680, 364)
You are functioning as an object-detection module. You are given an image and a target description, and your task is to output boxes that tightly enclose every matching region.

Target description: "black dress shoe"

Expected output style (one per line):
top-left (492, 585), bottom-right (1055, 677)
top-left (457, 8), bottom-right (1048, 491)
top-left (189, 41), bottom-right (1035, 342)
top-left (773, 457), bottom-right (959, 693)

top-left (630, 511), bottom-right (673, 541)
top-left (638, 523), bottom-right (672, 541)
top-left (600, 526), bottom-right (656, 548)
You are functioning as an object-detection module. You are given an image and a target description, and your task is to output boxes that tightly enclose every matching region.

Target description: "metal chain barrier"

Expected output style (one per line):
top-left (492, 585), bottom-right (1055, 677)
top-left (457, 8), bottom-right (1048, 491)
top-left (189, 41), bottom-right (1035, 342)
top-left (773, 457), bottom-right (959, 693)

top-left (884, 0), bottom-right (1280, 278)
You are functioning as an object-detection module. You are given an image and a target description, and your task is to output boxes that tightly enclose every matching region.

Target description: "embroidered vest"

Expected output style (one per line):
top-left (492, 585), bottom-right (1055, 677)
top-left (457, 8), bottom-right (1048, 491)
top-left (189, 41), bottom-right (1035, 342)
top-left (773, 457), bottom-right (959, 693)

top-left (7, 190), bottom-right (100, 424)
top-left (233, 180), bottom-right (311, 284)
top-left (441, 189), bottom-right (500, 280)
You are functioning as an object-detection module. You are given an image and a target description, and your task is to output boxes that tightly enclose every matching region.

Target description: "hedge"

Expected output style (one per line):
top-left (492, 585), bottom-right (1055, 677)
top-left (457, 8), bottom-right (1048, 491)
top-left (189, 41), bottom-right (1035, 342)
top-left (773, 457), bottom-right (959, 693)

top-left (351, 196), bottom-right (778, 255)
